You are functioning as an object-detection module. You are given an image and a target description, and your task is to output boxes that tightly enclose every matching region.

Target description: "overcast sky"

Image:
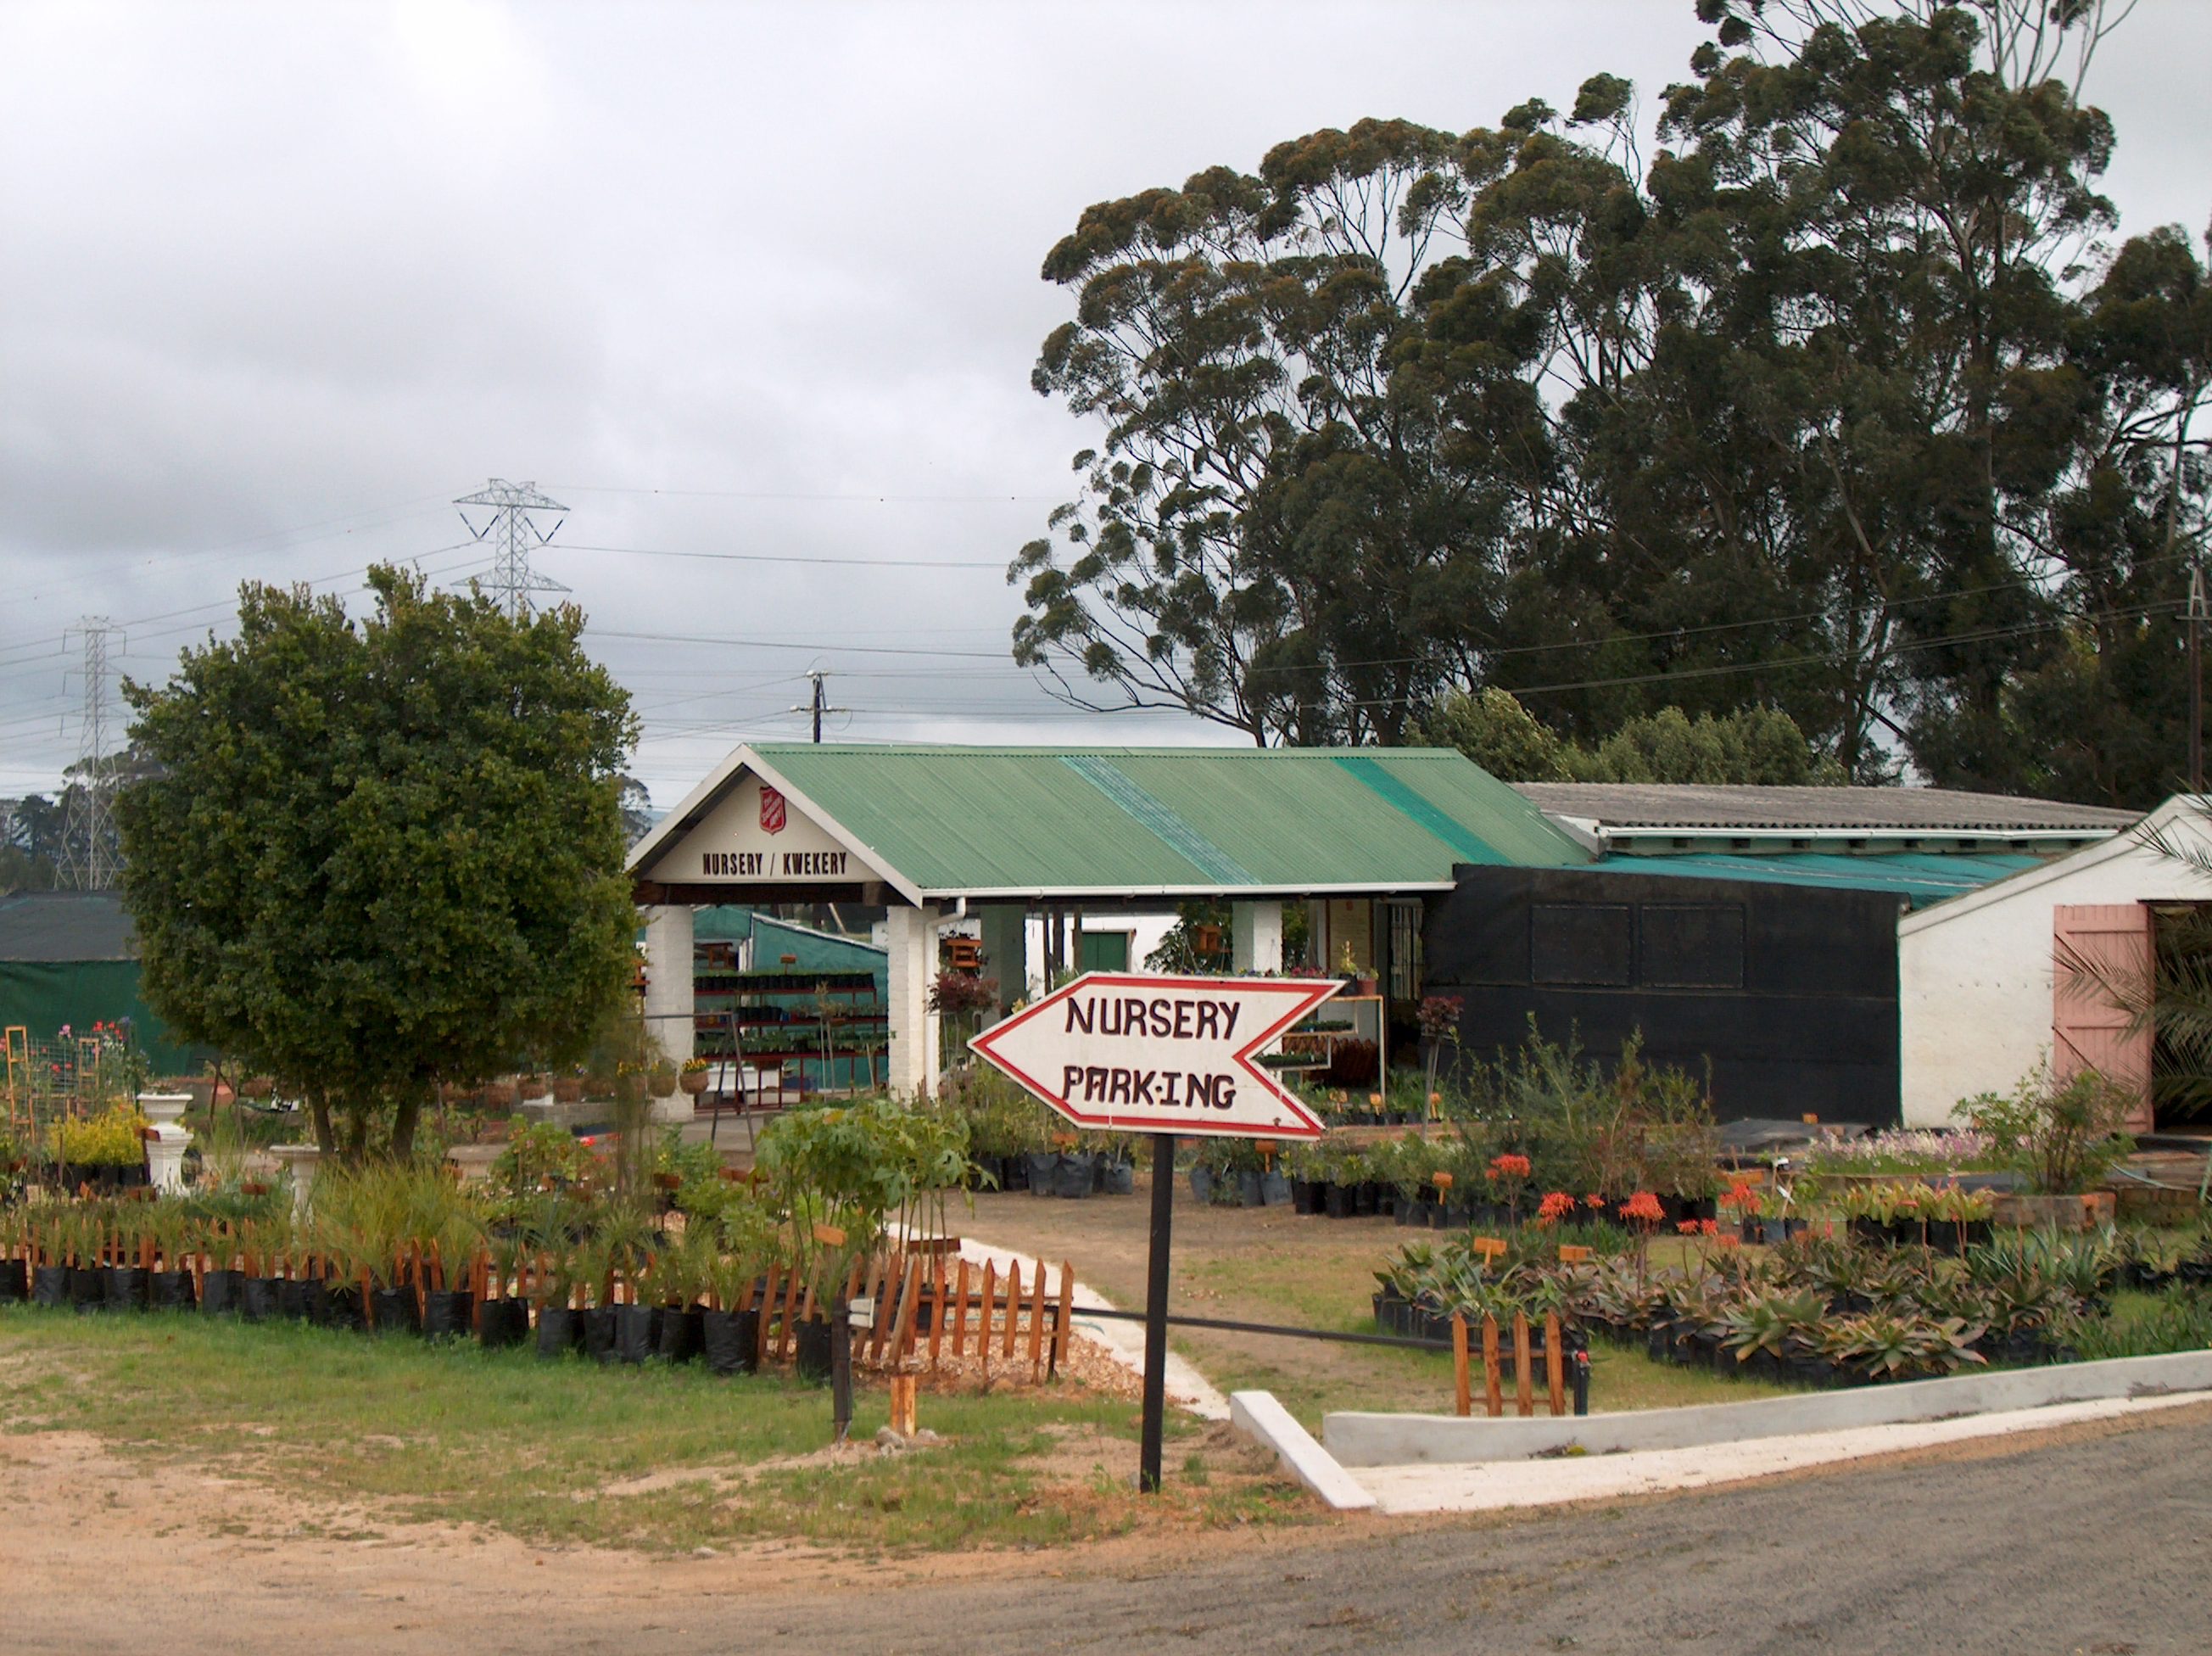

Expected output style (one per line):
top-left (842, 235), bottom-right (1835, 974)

top-left (4, 0), bottom-right (2209, 804)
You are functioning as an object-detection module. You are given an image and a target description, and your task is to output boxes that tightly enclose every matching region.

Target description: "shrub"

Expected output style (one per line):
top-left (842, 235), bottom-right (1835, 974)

top-left (1956, 1062), bottom-right (2136, 1195)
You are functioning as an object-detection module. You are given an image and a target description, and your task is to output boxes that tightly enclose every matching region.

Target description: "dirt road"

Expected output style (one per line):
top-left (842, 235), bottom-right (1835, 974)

top-left (7, 1399), bottom-right (2208, 1653)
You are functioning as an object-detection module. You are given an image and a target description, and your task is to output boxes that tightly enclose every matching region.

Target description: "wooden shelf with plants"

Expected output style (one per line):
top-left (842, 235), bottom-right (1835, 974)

top-left (1259, 994), bottom-right (1387, 1088)
top-left (690, 954), bottom-right (888, 1100)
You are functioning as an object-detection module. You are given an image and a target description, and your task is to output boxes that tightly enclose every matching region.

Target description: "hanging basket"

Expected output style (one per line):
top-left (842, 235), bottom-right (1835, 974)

top-left (679, 1071), bottom-right (711, 1097)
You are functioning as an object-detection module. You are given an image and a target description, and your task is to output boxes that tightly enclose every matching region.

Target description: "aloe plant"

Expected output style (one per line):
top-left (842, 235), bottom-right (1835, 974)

top-left (1721, 1288), bottom-right (1827, 1363)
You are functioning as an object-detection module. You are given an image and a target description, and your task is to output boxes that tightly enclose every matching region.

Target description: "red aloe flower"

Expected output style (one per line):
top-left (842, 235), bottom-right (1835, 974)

top-left (1619, 1191), bottom-right (1664, 1225)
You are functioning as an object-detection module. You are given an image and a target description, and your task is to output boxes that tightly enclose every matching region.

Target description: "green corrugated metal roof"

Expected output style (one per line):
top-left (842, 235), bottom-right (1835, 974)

top-left (1600, 849), bottom-right (2048, 907)
top-left (744, 744), bottom-right (1589, 895)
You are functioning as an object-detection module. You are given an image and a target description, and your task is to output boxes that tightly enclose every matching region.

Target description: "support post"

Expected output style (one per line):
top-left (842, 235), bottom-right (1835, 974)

top-left (885, 902), bottom-right (941, 1097)
top-left (642, 904), bottom-right (695, 1065)
top-left (979, 902), bottom-right (1030, 1014)
top-left (1140, 1132), bottom-right (1175, 1493)
top-left (1231, 901), bottom-right (1283, 975)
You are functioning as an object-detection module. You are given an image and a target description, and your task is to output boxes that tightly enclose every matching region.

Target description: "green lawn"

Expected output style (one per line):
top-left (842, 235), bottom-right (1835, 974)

top-left (0, 1308), bottom-right (1312, 1554)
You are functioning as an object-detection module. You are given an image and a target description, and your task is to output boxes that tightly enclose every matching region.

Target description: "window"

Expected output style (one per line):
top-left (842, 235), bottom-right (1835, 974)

top-left (1641, 904), bottom-right (1745, 989)
top-left (1530, 904), bottom-right (1633, 987)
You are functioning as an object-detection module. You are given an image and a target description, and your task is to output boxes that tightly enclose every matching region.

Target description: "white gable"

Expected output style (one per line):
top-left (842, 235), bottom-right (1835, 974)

top-left (639, 766), bottom-right (891, 890)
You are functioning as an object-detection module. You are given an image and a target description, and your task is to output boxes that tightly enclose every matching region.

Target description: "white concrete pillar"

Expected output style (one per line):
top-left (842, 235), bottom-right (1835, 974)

top-left (885, 902), bottom-right (942, 1098)
top-left (643, 904), bottom-right (695, 1066)
top-left (137, 1093), bottom-right (193, 1195)
top-left (271, 1144), bottom-right (321, 1222)
top-left (1232, 900), bottom-right (1284, 974)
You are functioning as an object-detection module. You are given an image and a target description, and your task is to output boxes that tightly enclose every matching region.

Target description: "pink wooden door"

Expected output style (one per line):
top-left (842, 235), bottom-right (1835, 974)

top-left (2052, 903), bottom-right (2154, 1134)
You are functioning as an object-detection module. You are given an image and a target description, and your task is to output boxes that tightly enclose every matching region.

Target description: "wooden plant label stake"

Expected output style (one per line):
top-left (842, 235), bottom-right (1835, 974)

top-left (1482, 1314), bottom-right (1503, 1418)
top-left (1025, 1262), bottom-right (1047, 1381)
top-left (928, 1255), bottom-right (948, 1372)
top-left (1452, 1312), bottom-right (1472, 1418)
top-left (888, 1373), bottom-right (918, 1438)
top-left (1049, 1261), bottom-right (1075, 1379)
top-left (978, 1262), bottom-right (996, 1380)
top-left (894, 1257), bottom-right (923, 1365)
top-left (1545, 1312), bottom-right (1567, 1417)
top-left (757, 1264), bottom-right (782, 1365)
top-left (868, 1255), bottom-right (896, 1367)
top-left (778, 1266), bottom-right (802, 1359)
top-left (1514, 1311), bottom-right (1534, 1418)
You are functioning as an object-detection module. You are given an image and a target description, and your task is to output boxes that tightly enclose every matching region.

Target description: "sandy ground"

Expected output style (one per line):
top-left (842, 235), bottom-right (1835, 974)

top-left (7, 1398), bottom-right (2210, 1653)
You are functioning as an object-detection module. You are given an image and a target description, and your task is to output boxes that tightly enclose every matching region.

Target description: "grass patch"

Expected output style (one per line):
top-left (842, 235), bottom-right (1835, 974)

top-left (0, 1308), bottom-right (1310, 1553)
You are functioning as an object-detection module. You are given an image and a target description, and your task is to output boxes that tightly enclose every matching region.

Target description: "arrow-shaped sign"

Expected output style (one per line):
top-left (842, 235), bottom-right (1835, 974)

top-left (968, 971), bottom-right (1340, 1141)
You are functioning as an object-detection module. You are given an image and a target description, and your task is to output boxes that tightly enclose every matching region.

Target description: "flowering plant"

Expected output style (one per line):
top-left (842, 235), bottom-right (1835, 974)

top-left (1535, 1190), bottom-right (1576, 1227)
top-left (1718, 1183), bottom-right (1764, 1218)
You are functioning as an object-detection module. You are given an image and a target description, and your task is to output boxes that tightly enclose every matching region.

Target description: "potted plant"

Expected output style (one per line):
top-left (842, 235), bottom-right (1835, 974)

top-left (700, 1205), bottom-right (774, 1376)
top-left (530, 1243), bottom-right (585, 1358)
top-left (653, 1228), bottom-right (713, 1363)
top-left (679, 1056), bottom-right (712, 1098)
top-left (1960, 1065), bottom-right (2133, 1228)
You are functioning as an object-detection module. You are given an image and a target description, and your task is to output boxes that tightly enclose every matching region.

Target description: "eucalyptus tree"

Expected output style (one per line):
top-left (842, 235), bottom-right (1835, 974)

top-left (1013, 120), bottom-right (1488, 744)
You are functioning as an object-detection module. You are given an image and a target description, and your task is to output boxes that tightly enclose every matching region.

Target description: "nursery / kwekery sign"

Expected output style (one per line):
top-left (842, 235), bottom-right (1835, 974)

top-left (967, 971), bottom-right (1338, 1140)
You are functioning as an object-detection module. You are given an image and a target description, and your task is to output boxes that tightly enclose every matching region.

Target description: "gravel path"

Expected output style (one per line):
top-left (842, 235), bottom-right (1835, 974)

top-left (7, 1398), bottom-right (2208, 1653)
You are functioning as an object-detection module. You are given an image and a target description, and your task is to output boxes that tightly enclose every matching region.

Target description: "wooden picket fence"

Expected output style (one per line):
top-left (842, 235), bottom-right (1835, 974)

top-left (509, 1244), bottom-right (1080, 1383)
top-left (824, 1247), bottom-right (1079, 1383)
top-left (1450, 1310), bottom-right (1570, 1418)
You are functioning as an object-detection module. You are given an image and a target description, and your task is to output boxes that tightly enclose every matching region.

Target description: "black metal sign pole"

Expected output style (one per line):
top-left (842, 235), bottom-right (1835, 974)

top-left (1139, 1130), bottom-right (1176, 1493)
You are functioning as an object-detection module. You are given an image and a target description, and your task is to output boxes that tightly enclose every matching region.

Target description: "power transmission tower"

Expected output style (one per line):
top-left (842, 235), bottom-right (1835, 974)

top-left (59, 617), bottom-right (124, 891)
top-left (455, 478), bottom-right (569, 619)
top-left (788, 670), bottom-right (849, 743)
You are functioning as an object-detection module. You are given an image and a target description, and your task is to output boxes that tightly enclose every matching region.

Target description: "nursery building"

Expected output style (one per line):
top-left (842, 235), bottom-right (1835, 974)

top-left (628, 743), bottom-right (2153, 1128)
top-left (626, 741), bottom-right (1590, 1096)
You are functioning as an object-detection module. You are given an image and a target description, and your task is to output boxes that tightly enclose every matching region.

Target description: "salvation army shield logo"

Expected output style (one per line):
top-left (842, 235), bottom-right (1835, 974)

top-left (759, 786), bottom-right (788, 836)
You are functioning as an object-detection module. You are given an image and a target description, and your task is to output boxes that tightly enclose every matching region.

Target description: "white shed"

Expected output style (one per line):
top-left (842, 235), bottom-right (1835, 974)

top-left (1897, 797), bottom-right (2212, 1129)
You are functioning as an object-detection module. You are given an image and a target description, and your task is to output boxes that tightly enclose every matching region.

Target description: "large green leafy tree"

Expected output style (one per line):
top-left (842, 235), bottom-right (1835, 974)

top-left (117, 568), bottom-right (640, 1161)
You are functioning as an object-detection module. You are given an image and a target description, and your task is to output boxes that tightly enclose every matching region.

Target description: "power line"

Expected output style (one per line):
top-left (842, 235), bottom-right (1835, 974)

top-left (548, 483), bottom-right (1056, 504)
top-left (548, 541), bottom-right (1008, 569)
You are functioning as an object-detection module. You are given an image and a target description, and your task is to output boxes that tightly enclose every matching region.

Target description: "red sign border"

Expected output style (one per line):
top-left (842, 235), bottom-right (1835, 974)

top-left (966, 971), bottom-right (1339, 1141)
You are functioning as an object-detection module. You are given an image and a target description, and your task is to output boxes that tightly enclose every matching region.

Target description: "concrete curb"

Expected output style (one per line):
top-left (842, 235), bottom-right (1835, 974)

top-left (1323, 1347), bottom-right (2212, 1467)
top-left (1229, 1390), bottom-right (1375, 1510)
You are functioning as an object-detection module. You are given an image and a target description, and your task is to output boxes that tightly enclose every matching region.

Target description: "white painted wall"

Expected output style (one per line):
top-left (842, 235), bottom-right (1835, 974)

top-left (1898, 803), bottom-right (2212, 1126)
top-left (1014, 910), bottom-right (1177, 995)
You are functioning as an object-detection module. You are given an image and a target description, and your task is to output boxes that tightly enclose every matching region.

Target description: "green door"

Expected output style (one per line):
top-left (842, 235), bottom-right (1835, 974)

top-left (1077, 929), bottom-right (1130, 972)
